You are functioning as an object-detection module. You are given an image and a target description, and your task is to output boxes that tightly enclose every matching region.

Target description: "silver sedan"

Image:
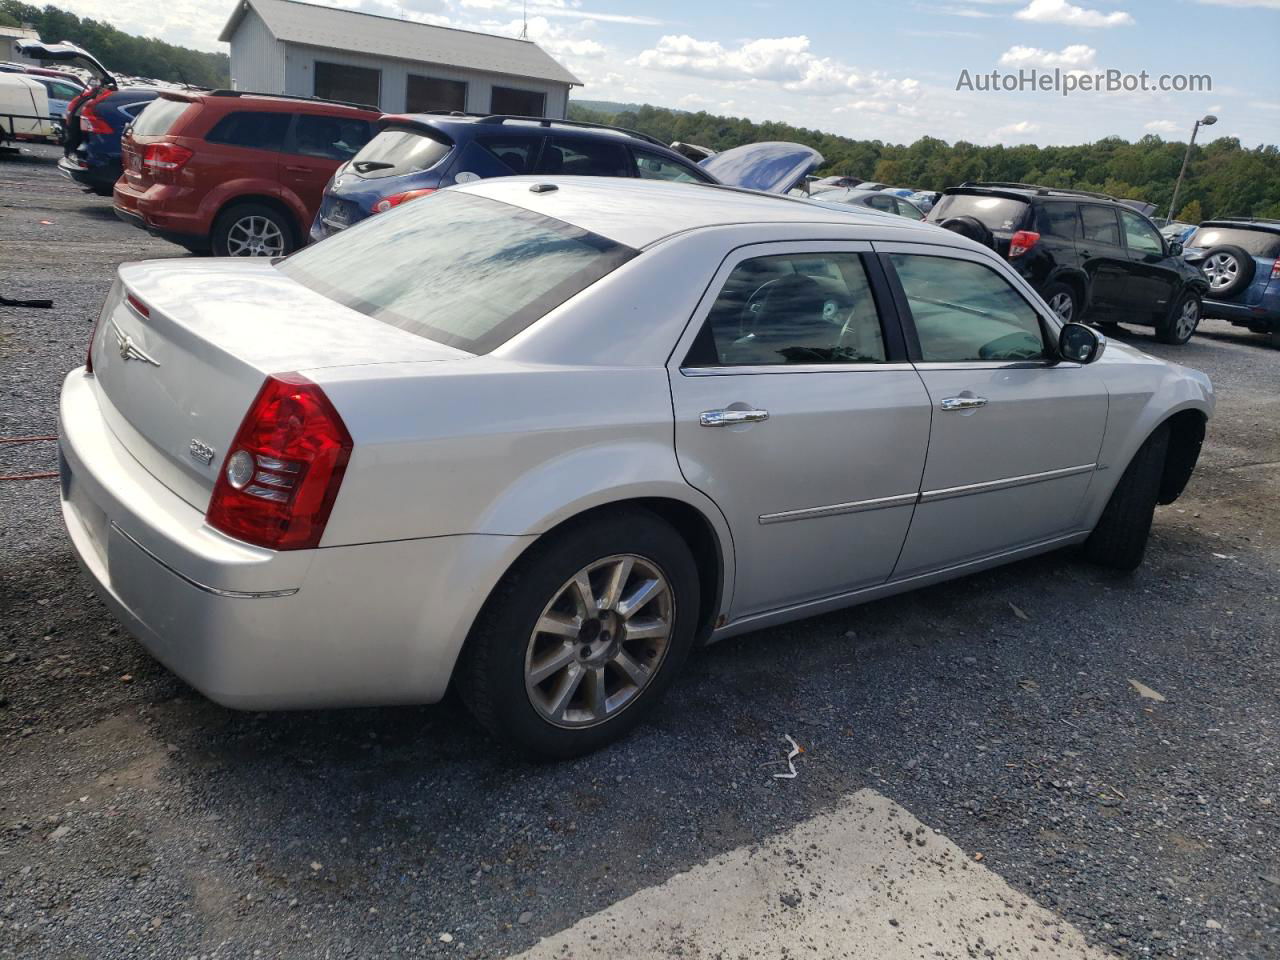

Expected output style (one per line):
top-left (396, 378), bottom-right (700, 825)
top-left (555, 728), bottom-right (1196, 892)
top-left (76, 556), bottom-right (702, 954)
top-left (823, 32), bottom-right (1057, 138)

top-left (59, 176), bottom-right (1213, 757)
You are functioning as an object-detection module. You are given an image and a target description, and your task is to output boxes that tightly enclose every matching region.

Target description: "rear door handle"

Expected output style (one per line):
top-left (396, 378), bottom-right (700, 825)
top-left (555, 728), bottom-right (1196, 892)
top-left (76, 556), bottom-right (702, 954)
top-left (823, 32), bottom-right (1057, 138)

top-left (284, 165), bottom-right (310, 173)
top-left (700, 408), bottom-right (770, 427)
top-left (939, 396), bottom-right (988, 411)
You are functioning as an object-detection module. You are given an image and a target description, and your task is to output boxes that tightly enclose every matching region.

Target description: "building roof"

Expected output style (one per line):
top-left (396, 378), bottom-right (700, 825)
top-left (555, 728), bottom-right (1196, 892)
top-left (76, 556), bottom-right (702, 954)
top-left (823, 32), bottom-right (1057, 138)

top-left (219, 0), bottom-right (580, 87)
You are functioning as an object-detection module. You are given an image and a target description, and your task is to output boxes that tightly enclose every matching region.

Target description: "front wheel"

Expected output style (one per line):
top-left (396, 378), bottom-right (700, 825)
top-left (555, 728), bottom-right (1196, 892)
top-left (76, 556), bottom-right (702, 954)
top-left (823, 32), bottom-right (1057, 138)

top-left (457, 509), bottom-right (701, 758)
top-left (1156, 291), bottom-right (1201, 345)
top-left (1083, 425), bottom-right (1169, 571)
top-left (211, 203), bottom-right (295, 258)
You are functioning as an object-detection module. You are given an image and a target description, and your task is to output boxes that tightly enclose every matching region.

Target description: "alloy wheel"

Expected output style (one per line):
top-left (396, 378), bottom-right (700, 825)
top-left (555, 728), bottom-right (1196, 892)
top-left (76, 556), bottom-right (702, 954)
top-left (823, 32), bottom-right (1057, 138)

top-left (225, 216), bottom-right (285, 257)
top-left (524, 554), bottom-right (674, 729)
top-left (1203, 253), bottom-right (1239, 292)
top-left (1176, 297), bottom-right (1200, 341)
top-left (1048, 291), bottom-right (1074, 322)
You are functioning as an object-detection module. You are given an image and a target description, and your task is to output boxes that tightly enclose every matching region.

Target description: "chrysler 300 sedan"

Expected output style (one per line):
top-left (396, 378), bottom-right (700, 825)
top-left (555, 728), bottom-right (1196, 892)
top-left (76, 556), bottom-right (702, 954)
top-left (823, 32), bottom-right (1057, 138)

top-left (60, 177), bottom-right (1213, 757)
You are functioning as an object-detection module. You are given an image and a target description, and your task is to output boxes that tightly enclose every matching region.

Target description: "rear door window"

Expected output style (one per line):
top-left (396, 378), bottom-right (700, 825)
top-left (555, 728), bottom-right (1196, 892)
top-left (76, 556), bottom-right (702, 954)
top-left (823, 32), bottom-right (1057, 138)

top-left (349, 127), bottom-right (452, 178)
top-left (1188, 226), bottom-right (1280, 258)
top-left (278, 191), bottom-right (637, 354)
top-left (476, 137), bottom-right (540, 173)
top-left (293, 114), bottom-right (372, 160)
top-left (538, 137), bottom-right (632, 177)
top-left (1080, 205), bottom-right (1121, 246)
top-left (633, 149), bottom-right (711, 183)
top-left (205, 110), bottom-right (290, 151)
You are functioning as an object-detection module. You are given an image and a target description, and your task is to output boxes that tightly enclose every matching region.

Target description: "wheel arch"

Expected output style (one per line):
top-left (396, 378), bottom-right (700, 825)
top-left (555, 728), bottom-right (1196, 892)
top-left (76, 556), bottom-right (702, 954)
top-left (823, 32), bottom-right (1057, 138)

top-left (1157, 407), bottom-right (1207, 505)
top-left (1046, 268), bottom-right (1088, 309)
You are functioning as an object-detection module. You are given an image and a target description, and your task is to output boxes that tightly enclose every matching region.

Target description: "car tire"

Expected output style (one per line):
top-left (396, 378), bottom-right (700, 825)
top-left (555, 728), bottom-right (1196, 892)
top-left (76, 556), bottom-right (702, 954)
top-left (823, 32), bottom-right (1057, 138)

top-left (1083, 425), bottom-right (1170, 572)
top-left (1041, 281), bottom-right (1081, 324)
top-left (456, 508), bottom-right (701, 759)
top-left (938, 215), bottom-right (994, 249)
top-left (211, 203), bottom-right (295, 258)
top-left (1199, 245), bottom-right (1255, 299)
top-left (1155, 290), bottom-right (1202, 345)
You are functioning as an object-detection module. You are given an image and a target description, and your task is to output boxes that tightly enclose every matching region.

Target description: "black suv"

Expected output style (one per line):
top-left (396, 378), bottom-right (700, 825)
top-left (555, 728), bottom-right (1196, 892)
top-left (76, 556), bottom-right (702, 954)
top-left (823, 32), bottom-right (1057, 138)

top-left (928, 182), bottom-right (1209, 344)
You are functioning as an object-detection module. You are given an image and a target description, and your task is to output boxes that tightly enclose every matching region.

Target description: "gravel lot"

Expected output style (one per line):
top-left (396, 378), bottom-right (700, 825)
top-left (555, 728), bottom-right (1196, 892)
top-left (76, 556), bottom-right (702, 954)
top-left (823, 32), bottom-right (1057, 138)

top-left (1, 142), bottom-right (1277, 960)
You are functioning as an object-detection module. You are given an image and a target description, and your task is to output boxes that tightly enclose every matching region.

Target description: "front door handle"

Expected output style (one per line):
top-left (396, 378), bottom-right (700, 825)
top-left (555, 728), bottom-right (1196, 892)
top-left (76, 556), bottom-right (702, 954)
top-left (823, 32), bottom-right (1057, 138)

top-left (699, 408), bottom-right (770, 427)
top-left (939, 396), bottom-right (988, 411)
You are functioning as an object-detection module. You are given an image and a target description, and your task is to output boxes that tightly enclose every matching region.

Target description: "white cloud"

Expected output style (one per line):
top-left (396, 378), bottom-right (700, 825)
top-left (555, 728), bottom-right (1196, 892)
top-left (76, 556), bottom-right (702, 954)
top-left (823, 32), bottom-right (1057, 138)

top-left (1015, 0), bottom-right (1135, 27)
top-left (998, 43), bottom-right (1097, 67)
top-left (1144, 120), bottom-right (1179, 133)
top-left (458, 0), bottom-right (662, 24)
top-left (990, 120), bottom-right (1041, 140)
top-left (1193, 0), bottom-right (1280, 7)
top-left (631, 34), bottom-right (919, 103)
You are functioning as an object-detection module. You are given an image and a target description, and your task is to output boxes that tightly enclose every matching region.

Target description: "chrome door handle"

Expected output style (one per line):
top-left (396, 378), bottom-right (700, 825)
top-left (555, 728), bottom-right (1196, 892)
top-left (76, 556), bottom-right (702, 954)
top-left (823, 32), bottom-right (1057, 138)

top-left (699, 408), bottom-right (770, 427)
top-left (939, 396), bottom-right (988, 411)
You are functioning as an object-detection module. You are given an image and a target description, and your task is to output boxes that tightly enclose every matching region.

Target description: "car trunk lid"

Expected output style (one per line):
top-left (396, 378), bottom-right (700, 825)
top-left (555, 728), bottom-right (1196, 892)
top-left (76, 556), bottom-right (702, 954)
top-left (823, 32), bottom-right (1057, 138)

top-left (91, 260), bottom-right (470, 510)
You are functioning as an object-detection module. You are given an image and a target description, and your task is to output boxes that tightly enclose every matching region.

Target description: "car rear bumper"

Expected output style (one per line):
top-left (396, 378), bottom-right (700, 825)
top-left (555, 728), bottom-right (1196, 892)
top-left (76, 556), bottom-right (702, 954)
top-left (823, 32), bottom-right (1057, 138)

top-left (59, 369), bottom-right (530, 709)
top-left (1202, 293), bottom-right (1280, 330)
top-left (58, 153), bottom-right (117, 187)
top-left (113, 180), bottom-right (212, 250)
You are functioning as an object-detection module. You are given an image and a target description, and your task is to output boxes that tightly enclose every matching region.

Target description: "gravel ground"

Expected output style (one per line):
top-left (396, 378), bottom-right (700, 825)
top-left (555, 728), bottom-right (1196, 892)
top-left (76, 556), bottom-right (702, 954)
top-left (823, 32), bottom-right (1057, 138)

top-left (1, 142), bottom-right (1277, 960)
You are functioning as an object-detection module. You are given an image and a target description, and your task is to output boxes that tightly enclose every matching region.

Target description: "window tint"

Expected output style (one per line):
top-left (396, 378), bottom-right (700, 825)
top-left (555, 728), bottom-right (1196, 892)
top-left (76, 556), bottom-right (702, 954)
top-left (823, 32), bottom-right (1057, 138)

top-left (1036, 202), bottom-right (1080, 239)
top-left (406, 75), bottom-right (466, 113)
top-left (278, 191), bottom-right (636, 355)
top-left (314, 61), bottom-right (380, 107)
top-left (1119, 209), bottom-right (1164, 255)
top-left (477, 137), bottom-right (538, 173)
top-left (1188, 226), bottom-right (1280, 258)
top-left (48, 81), bottom-right (80, 100)
top-left (491, 86), bottom-right (546, 116)
top-left (293, 114), bottom-right (371, 160)
top-left (1080, 204), bottom-right (1121, 245)
top-left (697, 254), bottom-right (886, 367)
top-left (895, 199), bottom-right (925, 220)
top-left (867, 194), bottom-right (896, 212)
top-left (205, 111), bottom-right (290, 151)
top-left (633, 149), bottom-right (708, 183)
top-left (129, 97), bottom-right (191, 136)
top-left (538, 138), bottom-right (631, 177)
top-left (890, 254), bottom-right (1046, 363)
top-left (928, 193), bottom-right (1028, 231)
top-left (349, 127), bottom-right (453, 178)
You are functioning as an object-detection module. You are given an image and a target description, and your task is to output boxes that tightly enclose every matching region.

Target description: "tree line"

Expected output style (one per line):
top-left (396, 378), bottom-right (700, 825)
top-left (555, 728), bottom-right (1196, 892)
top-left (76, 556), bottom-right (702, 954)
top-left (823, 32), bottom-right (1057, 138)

top-left (1, 1), bottom-right (230, 89)
top-left (570, 102), bottom-right (1280, 221)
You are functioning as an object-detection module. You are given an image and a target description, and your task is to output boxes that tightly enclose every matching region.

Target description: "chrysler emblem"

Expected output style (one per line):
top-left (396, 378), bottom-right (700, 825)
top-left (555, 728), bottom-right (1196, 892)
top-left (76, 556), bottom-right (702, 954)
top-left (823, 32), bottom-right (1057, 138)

top-left (111, 320), bottom-right (160, 366)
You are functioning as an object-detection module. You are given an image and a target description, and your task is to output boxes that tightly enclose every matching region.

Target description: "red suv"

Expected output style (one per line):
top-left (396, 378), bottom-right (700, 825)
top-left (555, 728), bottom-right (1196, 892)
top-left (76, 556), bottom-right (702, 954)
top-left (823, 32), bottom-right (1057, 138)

top-left (114, 90), bottom-right (379, 257)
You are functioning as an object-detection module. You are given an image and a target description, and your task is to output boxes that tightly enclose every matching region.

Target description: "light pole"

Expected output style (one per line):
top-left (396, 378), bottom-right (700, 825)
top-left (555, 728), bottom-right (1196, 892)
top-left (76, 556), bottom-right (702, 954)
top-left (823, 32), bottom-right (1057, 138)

top-left (1167, 114), bottom-right (1217, 224)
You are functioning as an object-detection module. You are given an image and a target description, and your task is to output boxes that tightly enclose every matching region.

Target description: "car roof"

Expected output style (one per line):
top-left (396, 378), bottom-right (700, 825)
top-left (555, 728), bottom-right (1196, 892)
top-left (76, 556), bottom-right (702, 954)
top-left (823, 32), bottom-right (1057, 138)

top-left (1197, 218), bottom-right (1280, 234)
top-left (452, 175), bottom-right (945, 249)
top-left (391, 113), bottom-right (673, 150)
top-left (161, 89), bottom-right (380, 116)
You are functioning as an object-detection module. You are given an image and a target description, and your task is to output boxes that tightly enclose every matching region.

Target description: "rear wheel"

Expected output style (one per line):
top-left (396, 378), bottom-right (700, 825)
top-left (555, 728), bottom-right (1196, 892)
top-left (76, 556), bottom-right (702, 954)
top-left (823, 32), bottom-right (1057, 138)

top-left (212, 203), bottom-right (295, 258)
top-left (1155, 291), bottom-right (1201, 344)
top-left (1041, 281), bottom-right (1081, 324)
top-left (457, 509), bottom-right (700, 758)
top-left (1083, 425), bottom-right (1169, 571)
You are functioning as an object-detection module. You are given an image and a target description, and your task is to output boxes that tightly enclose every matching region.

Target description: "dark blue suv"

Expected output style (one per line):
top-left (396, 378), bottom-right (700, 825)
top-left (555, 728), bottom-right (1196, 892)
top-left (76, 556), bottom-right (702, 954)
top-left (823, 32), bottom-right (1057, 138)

top-left (1183, 219), bottom-right (1280, 348)
top-left (57, 86), bottom-right (160, 195)
top-left (312, 113), bottom-right (820, 241)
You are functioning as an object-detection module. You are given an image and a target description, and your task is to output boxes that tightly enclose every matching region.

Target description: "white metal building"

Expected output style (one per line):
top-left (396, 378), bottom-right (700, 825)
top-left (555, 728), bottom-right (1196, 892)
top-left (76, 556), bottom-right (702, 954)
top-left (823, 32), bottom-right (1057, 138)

top-left (2, 25), bottom-right (42, 65)
top-left (219, 0), bottom-right (580, 118)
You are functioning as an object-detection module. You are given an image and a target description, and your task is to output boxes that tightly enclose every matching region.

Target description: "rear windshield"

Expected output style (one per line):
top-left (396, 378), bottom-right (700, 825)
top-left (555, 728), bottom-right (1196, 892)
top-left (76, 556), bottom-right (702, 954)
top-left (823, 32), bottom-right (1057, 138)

top-left (929, 193), bottom-right (1029, 232)
top-left (130, 98), bottom-right (191, 137)
top-left (1188, 226), bottom-right (1280, 258)
top-left (278, 191), bottom-right (637, 354)
top-left (349, 126), bottom-right (453, 179)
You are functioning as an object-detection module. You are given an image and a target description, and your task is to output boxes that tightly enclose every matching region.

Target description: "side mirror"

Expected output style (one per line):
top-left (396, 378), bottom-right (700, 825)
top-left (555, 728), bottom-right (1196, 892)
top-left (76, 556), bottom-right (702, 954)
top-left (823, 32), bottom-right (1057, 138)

top-left (1168, 240), bottom-right (1184, 257)
top-left (1059, 322), bottom-right (1105, 364)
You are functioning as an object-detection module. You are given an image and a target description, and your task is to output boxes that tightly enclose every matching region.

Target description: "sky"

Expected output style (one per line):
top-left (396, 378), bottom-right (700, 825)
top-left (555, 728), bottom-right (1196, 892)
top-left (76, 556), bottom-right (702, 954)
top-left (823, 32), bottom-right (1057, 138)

top-left (42, 0), bottom-right (1280, 147)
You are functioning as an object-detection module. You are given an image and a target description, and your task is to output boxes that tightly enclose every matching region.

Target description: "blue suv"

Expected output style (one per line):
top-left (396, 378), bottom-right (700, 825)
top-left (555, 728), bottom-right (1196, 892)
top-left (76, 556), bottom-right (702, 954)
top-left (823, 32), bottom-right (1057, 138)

top-left (312, 113), bottom-right (821, 241)
top-left (1184, 219), bottom-right (1280, 347)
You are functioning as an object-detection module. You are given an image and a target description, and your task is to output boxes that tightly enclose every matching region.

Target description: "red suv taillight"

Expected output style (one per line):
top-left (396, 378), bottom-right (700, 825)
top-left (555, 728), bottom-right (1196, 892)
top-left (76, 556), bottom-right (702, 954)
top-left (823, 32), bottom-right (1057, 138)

top-left (372, 188), bottom-right (435, 213)
top-left (141, 142), bottom-right (193, 178)
top-left (79, 100), bottom-right (112, 134)
top-left (1271, 256), bottom-right (1280, 281)
top-left (1008, 230), bottom-right (1040, 258)
top-left (206, 374), bottom-right (353, 551)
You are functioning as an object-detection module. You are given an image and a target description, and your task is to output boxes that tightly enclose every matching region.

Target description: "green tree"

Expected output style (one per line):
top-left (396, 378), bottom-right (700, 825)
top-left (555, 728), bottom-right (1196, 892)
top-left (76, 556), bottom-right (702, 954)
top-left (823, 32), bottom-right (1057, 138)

top-left (1177, 200), bottom-right (1204, 223)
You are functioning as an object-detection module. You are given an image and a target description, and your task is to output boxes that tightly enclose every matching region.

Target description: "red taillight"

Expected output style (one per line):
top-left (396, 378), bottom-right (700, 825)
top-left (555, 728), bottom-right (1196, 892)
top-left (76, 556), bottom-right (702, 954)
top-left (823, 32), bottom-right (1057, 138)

top-left (206, 374), bottom-right (353, 551)
top-left (142, 142), bottom-right (193, 176)
top-left (79, 101), bottom-right (112, 134)
top-left (85, 317), bottom-right (99, 374)
top-left (1271, 256), bottom-right (1280, 281)
top-left (1008, 230), bottom-right (1040, 258)
top-left (372, 188), bottom-right (435, 213)
top-left (125, 292), bottom-right (150, 317)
